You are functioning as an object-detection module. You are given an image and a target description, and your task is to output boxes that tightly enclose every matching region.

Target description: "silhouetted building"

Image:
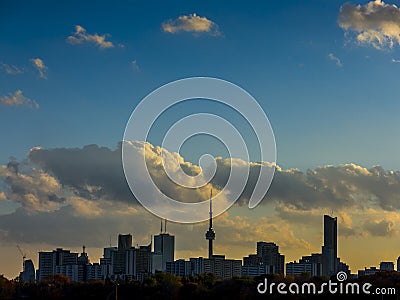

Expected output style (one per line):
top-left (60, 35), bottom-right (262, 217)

top-left (87, 263), bottom-right (102, 280)
top-left (154, 233), bottom-right (175, 272)
top-left (242, 253), bottom-right (269, 277)
top-left (166, 259), bottom-right (191, 277)
top-left (380, 261), bottom-right (394, 271)
top-left (168, 255), bottom-right (242, 279)
top-left (126, 244), bottom-right (152, 281)
top-left (100, 246), bottom-right (116, 279)
top-left (77, 246), bottom-right (89, 282)
top-left (38, 248), bottom-right (78, 281)
top-left (256, 241), bottom-right (285, 274)
top-left (286, 254), bottom-right (323, 277)
top-left (338, 261), bottom-right (350, 275)
top-left (118, 234), bottom-right (133, 250)
top-left (37, 251), bottom-right (54, 281)
top-left (111, 234), bottom-right (133, 277)
top-left (322, 215), bottom-right (337, 276)
top-left (358, 266), bottom-right (378, 277)
top-left (20, 259), bottom-right (35, 283)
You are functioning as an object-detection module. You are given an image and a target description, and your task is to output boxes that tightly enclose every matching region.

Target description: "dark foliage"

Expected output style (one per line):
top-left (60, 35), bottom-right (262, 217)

top-left (1, 272), bottom-right (399, 299)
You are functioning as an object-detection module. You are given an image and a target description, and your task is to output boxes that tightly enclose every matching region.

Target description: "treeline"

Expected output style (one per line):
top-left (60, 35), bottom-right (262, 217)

top-left (1, 272), bottom-right (400, 299)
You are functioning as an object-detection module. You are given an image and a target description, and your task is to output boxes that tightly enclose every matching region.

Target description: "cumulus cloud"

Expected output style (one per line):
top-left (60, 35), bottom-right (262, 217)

top-left (338, 0), bottom-right (400, 49)
top-left (392, 58), bottom-right (400, 63)
top-left (0, 90), bottom-right (39, 109)
top-left (18, 143), bottom-right (400, 214)
top-left (30, 58), bottom-right (47, 79)
top-left (328, 53), bottom-right (343, 67)
top-left (0, 162), bottom-right (65, 213)
top-left (1, 62), bottom-right (24, 75)
top-left (162, 13), bottom-right (221, 36)
top-left (66, 25), bottom-right (115, 49)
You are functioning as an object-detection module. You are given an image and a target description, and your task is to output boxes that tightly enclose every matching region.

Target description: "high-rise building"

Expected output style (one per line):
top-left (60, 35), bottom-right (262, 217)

top-left (100, 246), bottom-right (116, 279)
top-left (37, 248), bottom-right (79, 282)
top-left (205, 192), bottom-right (216, 259)
top-left (77, 246), bottom-right (89, 282)
top-left (20, 259), bottom-right (35, 283)
top-left (111, 234), bottom-right (133, 277)
top-left (126, 244), bottom-right (152, 281)
top-left (118, 234), bottom-right (133, 250)
top-left (397, 257), bottom-right (400, 272)
top-left (154, 232), bottom-right (175, 272)
top-left (256, 242), bottom-right (285, 274)
top-left (322, 215), bottom-right (338, 276)
top-left (38, 251), bottom-right (54, 281)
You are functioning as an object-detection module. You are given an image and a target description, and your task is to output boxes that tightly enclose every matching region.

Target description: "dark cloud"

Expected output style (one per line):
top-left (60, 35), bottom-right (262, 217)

top-left (363, 219), bottom-right (396, 237)
top-left (1, 143), bottom-right (400, 215)
top-left (29, 144), bottom-right (133, 203)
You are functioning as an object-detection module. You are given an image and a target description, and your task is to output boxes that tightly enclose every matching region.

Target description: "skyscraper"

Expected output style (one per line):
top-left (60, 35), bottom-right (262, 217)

top-left (205, 191), bottom-right (216, 258)
top-left (20, 259), bottom-right (35, 283)
top-left (154, 222), bottom-right (175, 272)
top-left (322, 215), bottom-right (338, 276)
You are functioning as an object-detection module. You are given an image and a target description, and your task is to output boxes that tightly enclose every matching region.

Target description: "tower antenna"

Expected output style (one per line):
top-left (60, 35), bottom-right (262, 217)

top-left (205, 189), bottom-right (215, 258)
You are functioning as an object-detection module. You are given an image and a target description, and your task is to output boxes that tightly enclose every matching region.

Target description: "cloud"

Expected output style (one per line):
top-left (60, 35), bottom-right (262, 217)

top-left (328, 53), bottom-right (343, 67)
top-left (0, 90), bottom-right (39, 109)
top-left (338, 0), bottom-right (400, 49)
top-left (16, 143), bottom-right (400, 214)
top-left (162, 13), bottom-right (221, 36)
top-left (30, 58), bottom-right (47, 79)
top-left (0, 161), bottom-right (65, 213)
top-left (3, 142), bottom-right (400, 275)
top-left (131, 59), bottom-right (139, 71)
top-left (66, 25), bottom-right (115, 49)
top-left (363, 219), bottom-right (397, 236)
top-left (1, 62), bottom-right (24, 75)
top-left (392, 58), bottom-right (400, 63)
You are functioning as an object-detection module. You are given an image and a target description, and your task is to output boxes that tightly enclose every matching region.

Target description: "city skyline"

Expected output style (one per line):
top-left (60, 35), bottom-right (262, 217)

top-left (2, 0), bottom-right (400, 282)
top-left (13, 213), bottom-right (400, 282)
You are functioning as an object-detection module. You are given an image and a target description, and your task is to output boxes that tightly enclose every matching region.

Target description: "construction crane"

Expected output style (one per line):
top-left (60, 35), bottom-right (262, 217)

top-left (16, 245), bottom-right (26, 270)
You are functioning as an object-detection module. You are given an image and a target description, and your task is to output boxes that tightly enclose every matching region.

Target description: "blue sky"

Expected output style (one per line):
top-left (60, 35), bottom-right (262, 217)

top-left (1, 0), bottom-right (400, 170)
top-left (2, 0), bottom-right (400, 278)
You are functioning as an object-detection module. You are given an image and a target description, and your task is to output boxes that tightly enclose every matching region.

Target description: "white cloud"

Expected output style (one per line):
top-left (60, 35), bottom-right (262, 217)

top-left (338, 0), bottom-right (400, 49)
top-left (67, 25), bottom-right (115, 49)
top-left (131, 59), bottom-right (139, 71)
top-left (1, 62), bottom-right (24, 75)
top-left (30, 58), bottom-right (47, 79)
top-left (392, 58), bottom-right (400, 63)
top-left (0, 90), bottom-right (39, 109)
top-left (328, 53), bottom-right (343, 67)
top-left (162, 13), bottom-right (221, 36)
top-left (0, 162), bottom-right (65, 213)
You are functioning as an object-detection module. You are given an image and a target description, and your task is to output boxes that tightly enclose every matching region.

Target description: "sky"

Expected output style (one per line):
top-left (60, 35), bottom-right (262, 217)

top-left (1, 0), bottom-right (400, 279)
